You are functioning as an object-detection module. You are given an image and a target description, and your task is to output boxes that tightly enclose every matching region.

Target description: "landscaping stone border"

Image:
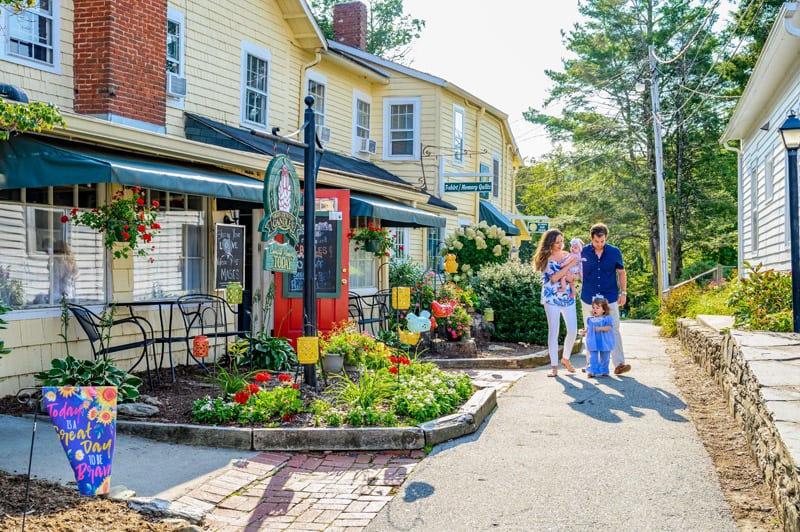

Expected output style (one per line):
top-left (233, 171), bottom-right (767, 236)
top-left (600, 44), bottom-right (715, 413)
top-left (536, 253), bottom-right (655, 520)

top-left (117, 386), bottom-right (498, 452)
top-left (677, 316), bottom-right (800, 531)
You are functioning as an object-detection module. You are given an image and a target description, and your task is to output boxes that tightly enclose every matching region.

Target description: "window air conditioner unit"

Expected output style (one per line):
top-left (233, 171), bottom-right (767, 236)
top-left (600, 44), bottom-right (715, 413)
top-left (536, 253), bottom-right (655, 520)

top-left (316, 125), bottom-right (331, 145)
top-left (166, 73), bottom-right (188, 98)
top-left (359, 137), bottom-right (377, 155)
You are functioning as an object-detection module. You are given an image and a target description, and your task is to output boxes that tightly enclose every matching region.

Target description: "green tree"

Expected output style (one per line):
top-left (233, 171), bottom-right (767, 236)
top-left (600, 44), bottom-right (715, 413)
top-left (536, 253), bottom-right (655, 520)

top-left (520, 0), bottom-right (737, 297)
top-left (309, 0), bottom-right (424, 62)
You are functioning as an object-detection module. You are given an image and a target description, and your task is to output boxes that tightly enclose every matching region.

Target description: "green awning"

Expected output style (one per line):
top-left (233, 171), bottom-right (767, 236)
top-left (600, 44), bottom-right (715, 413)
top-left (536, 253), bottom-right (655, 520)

top-left (479, 200), bottom-right (521, 236)
top-left (0, 135), bottom-right (263, 202)
top-left (350, 194), bottom-right (445, 228)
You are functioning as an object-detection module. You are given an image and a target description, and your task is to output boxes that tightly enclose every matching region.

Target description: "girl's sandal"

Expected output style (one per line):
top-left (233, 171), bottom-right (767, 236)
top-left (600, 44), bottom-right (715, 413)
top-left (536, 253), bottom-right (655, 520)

top-left (561, 358), bottom-right (576, 373)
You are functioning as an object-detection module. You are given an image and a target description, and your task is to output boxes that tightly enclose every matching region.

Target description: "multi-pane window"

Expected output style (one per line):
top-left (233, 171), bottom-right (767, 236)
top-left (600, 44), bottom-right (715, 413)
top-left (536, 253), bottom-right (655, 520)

top-left (0, 185), bottom-right (104, 308)
top-left (426, 227), bottom-right (442, 272)
top-left (492, 154), bottom-right (501, 199)
top-left (166, 12), bottom-right (183, 75)
top-left (356, 99), bottom-right (371, 140)
top-left (242, 45), bottom-right (270, 127)
top-left (308, 77), bottom-right (326, 127)
top-left (349, 219), bottom-right (376, 290)
top-left (390, 228), bottom-right (408, 259)
top-left (384, 98), bottom-right (420, 159)
top-left (7, 0), bottom-right (55, 65)
top-left (132, 192), bottom-right (205, 300)
top-left (453, 105), bottom-right (464, 164)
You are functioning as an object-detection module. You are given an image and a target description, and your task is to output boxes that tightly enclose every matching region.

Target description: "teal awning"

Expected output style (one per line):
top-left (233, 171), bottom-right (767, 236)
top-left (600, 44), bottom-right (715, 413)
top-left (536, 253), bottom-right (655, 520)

top-left (0, 135), bottom-right (263, 202)
top-left (479, 200), bottom-right (521, 236)
top-left (350, 194), bottom-right (446, 228)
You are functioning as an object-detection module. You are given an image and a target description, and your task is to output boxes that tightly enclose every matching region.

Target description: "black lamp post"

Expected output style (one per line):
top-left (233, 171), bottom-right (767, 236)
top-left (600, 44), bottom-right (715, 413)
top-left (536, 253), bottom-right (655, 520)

top-left (779, 110), bottom-right (800, 333)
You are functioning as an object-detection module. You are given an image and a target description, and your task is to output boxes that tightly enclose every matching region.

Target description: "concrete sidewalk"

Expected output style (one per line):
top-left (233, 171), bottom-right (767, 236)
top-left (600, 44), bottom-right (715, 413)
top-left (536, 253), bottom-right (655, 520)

top-left (0, 322), bottom-right (737, 530)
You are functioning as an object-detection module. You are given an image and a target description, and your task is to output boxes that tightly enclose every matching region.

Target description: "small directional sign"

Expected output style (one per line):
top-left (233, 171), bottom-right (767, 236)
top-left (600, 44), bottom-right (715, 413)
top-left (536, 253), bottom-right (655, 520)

top-left (444, 182), bottom-right (493, 193)
top-left (529, 222), bottom-right (550, 233)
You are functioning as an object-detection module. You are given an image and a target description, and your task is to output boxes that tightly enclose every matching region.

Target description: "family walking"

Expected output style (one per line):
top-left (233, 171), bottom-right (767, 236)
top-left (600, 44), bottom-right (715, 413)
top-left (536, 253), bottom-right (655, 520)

top-left (533, 223), bottom-right (631, 378)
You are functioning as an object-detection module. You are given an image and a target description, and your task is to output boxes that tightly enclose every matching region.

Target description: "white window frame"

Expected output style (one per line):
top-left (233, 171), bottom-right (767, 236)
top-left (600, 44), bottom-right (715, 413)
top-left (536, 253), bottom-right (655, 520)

top-left (390, 227), bottom-right (409, 259)
top-left (166, 7), bottom-right (186, 107)
top-left (453, 104), bottom-right (465, 165)
top-left (1, 0), bottom-right (61, 73)
top-left (306, 70), bottom-right (326, 127)
top-left (492, 152), bottom-right (501, 199)
top-left (240, 41), bottom-right (271, 130)
top-left (352, 90), bottom-right (372, 156)
top-left (765, 153), bottom-right (775, 202)
top-left (383, 97), bottom-right (421, 160)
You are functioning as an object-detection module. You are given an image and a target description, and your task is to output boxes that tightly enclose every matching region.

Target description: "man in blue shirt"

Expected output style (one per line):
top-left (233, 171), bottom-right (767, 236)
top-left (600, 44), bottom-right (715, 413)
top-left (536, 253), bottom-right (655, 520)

top-left (580, 223), bottom-right (631, 375)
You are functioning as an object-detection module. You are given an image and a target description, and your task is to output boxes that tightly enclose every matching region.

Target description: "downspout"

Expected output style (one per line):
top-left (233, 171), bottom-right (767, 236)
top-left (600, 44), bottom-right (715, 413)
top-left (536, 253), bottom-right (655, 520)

top-left (299, 51), bottom-right (322, 126)
top-left (723, 139), bottom-right (744, 277)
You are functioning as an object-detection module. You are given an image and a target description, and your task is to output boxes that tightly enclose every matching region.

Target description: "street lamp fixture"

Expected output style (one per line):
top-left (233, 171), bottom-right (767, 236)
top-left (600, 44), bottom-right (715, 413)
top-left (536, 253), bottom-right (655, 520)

top-left (779, 110), bottom-right (800, 333)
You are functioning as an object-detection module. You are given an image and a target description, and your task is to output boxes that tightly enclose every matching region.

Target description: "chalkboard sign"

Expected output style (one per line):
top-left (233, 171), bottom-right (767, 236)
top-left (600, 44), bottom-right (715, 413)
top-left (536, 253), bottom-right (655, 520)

top-left (215, 223), bottom-right (246, 289)
top-left (284, 212), bottom-right (342, 299)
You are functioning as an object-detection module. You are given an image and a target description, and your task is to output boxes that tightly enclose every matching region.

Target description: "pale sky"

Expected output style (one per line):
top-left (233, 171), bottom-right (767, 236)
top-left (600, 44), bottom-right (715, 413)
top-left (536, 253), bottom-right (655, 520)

top-left (401, 0), bottom-right (582, 162)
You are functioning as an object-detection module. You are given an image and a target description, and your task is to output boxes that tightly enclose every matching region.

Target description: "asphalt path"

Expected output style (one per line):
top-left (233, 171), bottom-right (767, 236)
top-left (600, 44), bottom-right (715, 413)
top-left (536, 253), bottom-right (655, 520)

top-left (367, 320), bottom-right (736, 531)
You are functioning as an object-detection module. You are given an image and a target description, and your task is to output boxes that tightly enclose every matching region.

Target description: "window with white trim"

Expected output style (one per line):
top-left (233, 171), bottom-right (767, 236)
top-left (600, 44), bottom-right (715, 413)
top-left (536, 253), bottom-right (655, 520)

top-left (349, 242), bottom-right (376, 291)
top-left (3, 0), bottom-right (59, 70)
top-left (132, 192), bottom-right (206, 300)
top-left (307, 72), bottom-right (326, 127)
top-left (453, 105), bottom-right (464, 165)
top-left (426, 227), bottom-right (443, 272)
top-left (383, 97), bottom-right (420, 160)
top-left (166, 9), bottom-right (184, 77)
top-left (492, 153), bottom-right (501, 199)
top-left (353, 90), bottom-right (372, 153)
top-left (241, 43), bottom-right (270, 129)
top-left (390, 227), bottom-right (409, 259)
top-left (765, 155), bottom-right (775, 202)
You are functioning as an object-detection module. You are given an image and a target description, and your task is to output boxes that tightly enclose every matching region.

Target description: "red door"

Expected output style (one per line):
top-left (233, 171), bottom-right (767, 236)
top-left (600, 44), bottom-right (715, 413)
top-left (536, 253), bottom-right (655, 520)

top-left (274, 189), bottom-right (350, 343)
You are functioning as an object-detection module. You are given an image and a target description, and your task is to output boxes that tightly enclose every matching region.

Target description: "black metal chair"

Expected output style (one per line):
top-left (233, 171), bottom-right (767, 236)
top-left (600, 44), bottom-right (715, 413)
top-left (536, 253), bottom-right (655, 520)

top-left (67, 303), bottom-right (158, 389)
top-left (176, 294), bottom-right (251, 368)
top-left (347, 290), bottom-right (391, 335)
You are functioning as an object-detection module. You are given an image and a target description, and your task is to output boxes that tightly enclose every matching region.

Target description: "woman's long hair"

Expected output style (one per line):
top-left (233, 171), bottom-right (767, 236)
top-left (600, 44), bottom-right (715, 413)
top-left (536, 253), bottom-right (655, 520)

top-left (533, 229), bottom-right (562, 272)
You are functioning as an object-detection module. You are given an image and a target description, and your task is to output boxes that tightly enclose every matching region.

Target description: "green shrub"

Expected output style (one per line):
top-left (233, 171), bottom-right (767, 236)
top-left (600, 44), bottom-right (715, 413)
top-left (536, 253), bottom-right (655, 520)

top-left (244, 332), bottom-right (297, 371)
top-left (685, 280), bottom-right (734, 317)
top-left (729, 262), bottom-right (792, 332)
top-left (473, 261), bottom-right (546, 344)
top-left (34, 355), bottom-right (144, 403)
top-left (656, 282), bottom-right (701, 336)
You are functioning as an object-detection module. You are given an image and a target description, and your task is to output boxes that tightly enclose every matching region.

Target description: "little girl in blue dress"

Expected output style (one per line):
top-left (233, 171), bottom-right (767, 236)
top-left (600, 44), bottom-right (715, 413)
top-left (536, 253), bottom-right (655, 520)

top-left (583, 296), bottom-right (615, 377)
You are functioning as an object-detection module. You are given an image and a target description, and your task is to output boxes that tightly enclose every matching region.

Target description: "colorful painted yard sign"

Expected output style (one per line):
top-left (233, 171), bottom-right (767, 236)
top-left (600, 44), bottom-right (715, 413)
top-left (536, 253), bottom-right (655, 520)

top-left (258, 154), bottom-right (302, 273)
top-left (42, 386), bottom-right (117, 496)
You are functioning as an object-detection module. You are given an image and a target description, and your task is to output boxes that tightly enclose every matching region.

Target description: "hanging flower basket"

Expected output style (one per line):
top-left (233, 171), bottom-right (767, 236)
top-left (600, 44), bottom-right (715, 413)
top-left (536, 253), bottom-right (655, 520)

top-left (61, 186), bottom-right (161, 260)
top-left (347, 222), bottom-right (393, 258)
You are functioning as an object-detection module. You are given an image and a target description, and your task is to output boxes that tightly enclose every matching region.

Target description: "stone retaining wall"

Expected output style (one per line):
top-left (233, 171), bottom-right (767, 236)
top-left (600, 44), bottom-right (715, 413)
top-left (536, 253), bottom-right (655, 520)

top-left (677, 318), bottom-right (800, 531)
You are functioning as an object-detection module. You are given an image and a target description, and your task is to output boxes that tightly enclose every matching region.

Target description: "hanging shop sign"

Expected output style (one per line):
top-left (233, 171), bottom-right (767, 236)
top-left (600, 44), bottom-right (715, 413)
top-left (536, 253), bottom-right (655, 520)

top-left (259, 154), bottom-right (302, 273)
top-left (443, 182), bottom-right (493, 193)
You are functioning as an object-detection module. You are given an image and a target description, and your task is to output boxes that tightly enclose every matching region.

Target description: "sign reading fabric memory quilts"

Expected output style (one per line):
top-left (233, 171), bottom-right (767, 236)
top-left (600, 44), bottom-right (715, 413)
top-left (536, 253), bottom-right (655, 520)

top-left (259, 154), bottom-right (302, 273)
top-left (42, 386), bottom-right (117, 496)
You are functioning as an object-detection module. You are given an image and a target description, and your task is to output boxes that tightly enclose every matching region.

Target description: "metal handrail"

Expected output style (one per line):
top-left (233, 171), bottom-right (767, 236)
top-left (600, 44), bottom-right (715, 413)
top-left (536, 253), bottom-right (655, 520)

top-left (662, 264), bottom-right (736, 297)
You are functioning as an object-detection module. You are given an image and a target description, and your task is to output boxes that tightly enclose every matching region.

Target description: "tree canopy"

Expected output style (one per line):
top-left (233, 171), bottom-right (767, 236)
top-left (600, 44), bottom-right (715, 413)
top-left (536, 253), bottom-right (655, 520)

top-left (519, 0), bottom-right (744, 315)
top-left (309, 0), bottom-right (424, 62)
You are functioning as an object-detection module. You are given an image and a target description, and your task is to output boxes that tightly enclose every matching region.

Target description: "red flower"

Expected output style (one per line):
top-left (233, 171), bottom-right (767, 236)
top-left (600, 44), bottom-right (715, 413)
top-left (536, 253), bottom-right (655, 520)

top-left (137, 224), bottom-right (146, 233)
top-left (389, 366), bottom-right (399, 374)
top-left (152, 200), bottom-right (160, 208)
top-left (255, 372), bottom-right (271, 382)
top-left (389, 355), bottom-right (399, 364)
top-left (278, 373), bottom-right (292, 382)
top-left (60, 214), bottom-right (69, 223)
top-left (136, 197), bottom-right (145, 205)
top-left (152, 222), bottom-right (161, 230)
top-left (400, 356), bottom-right (410, 365)
top-left (282, 413), bottom-right (296, 422)
top-left (247, 383), bottom-right (260, 394)
top-left (292, 383), bottom-right (299, 389)
top-left (121, 231), bottom-right (130, 241)
top-left (234, 391), bottom-right (250, 404)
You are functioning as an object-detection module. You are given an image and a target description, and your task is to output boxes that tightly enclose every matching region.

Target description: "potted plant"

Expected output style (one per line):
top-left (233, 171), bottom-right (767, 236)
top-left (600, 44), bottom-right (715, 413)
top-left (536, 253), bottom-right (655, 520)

top-left (61, 186), bottom-right (161, 259)
top-left (347, 222), bottom-right (393, 258)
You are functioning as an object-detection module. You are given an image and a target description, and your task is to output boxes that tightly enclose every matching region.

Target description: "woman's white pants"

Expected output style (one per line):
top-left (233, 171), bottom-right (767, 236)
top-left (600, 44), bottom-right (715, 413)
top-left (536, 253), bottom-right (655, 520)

top-left (544, 302), bottom-right (578, 367)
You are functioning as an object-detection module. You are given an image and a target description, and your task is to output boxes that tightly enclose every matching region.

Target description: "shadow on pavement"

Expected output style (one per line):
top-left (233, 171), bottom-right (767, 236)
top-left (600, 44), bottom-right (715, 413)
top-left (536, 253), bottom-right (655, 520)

top-left (556, 374), bottom-right (688, 423)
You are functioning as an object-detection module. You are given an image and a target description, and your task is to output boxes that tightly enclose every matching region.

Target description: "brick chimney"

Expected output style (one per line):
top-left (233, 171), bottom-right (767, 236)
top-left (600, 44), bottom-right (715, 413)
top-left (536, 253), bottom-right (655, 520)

top-left (333, 2), bottom-right (368, 51)
top-left (73, 0), bottom-right (167, 128)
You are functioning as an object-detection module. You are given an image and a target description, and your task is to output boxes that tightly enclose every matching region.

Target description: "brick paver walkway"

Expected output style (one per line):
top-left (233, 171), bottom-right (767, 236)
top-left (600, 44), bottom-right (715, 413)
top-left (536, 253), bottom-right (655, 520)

top-left (175, 450), bottom-right (425, 531)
